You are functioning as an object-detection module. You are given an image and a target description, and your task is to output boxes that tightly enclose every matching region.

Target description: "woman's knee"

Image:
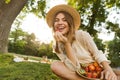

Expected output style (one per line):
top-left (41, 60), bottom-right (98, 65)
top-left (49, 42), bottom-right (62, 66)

top-left (50, 61), bottom-right (62, 73)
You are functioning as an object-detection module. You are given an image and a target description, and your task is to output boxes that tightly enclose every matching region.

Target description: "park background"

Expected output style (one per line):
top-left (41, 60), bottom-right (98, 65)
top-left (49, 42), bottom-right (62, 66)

top-left (0, 0), bottom-right (120, 79)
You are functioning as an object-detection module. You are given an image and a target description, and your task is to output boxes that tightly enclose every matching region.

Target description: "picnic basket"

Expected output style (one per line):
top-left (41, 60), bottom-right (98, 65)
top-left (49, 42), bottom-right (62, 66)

top-left (76, 62), bottom-right (103, 80)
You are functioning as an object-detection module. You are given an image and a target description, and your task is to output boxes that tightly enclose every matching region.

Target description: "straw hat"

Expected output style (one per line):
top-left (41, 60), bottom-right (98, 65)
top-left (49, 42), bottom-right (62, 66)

top-left (46, 4), bottom-right (81, 30)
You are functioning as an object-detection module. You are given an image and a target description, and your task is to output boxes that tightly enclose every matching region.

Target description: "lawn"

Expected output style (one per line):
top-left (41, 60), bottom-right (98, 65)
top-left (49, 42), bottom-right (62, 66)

top-left (0, 54), bottom-right (60, 80)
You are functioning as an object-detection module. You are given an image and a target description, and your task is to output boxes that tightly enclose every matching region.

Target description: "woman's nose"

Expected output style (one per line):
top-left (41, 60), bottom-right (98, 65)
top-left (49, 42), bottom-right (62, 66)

top-left (58, 20), bottom-right (63, 24)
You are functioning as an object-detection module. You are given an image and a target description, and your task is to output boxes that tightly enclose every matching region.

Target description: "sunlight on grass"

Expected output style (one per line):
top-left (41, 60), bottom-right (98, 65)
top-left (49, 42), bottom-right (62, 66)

top-left (0, 54), bottom-right (60, 80)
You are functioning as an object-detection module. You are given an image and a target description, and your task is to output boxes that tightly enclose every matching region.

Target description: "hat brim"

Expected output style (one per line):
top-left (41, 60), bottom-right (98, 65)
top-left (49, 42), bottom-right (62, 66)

top-left (46, 4), bottom-right (81, 30)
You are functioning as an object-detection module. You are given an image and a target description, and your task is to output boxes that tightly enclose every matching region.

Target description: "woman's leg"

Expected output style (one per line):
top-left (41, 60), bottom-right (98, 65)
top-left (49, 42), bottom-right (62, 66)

top-left (50, 61), bottom-right (85, 80)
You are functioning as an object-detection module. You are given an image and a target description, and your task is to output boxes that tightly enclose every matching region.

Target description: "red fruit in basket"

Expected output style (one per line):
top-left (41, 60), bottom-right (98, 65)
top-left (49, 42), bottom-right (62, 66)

top-left (93, 62), bottom-right (99, 67)
top-left (92, 72), bottom-right (98, 78)
top-left (85, 66), bottom-right (89, 72)
top-left (96, 71), bottom-right (101, 78)
top-left (86, 72), bottom-right (92, 78)
top-left (96, 66), bottom-right (102, 72)
top-left (88, 64), bottom-right (95, 71)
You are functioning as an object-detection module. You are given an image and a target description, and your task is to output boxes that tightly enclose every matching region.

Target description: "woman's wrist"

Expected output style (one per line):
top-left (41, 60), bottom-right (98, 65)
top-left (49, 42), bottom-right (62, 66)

top-left (64, 42), bottom-right (71, 46)
top-left (101, 61), bottom-right (112, 71)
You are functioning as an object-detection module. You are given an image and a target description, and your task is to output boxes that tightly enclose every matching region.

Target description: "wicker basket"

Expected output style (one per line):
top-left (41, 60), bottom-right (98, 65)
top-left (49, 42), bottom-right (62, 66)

top-left (76, 69), bottom-right (102, 80)
top-left (76, 62), bottom-right (103, 80)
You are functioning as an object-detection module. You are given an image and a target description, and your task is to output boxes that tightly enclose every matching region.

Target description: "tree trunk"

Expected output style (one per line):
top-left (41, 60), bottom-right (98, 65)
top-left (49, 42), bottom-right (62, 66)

top-left (0, 0), bottom-right (28, 53)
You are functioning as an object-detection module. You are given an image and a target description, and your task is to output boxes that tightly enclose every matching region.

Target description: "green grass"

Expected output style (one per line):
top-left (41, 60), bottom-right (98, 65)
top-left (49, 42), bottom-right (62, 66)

top-left (0, 54), bottom-right (60, 80)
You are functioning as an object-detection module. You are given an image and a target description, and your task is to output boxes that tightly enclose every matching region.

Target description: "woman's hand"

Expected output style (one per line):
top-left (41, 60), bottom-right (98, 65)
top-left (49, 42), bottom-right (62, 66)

top-left (100, 68), bottom-right (117, 80)
top-left (54, 31), bottom-right (68, 44)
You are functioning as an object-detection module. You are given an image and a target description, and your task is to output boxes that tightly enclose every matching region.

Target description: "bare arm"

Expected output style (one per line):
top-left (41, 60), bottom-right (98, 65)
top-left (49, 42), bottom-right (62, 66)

top-left (64, 42), bottom-right (77, 65)
top-left (54, 31), bottom-right (77, 65)
top-left (100, 61), bottom-right (117, 80)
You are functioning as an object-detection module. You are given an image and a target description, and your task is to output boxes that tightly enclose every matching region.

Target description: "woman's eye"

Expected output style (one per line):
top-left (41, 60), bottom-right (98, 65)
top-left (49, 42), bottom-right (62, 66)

top-left (55, 19), bottom-right (58, 22)
top-left (63, 19), bottom-right (67, 21)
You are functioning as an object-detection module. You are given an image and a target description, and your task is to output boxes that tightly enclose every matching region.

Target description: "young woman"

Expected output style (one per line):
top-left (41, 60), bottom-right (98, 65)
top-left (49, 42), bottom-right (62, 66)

top-left (46, 4), bottom-right (119, 80)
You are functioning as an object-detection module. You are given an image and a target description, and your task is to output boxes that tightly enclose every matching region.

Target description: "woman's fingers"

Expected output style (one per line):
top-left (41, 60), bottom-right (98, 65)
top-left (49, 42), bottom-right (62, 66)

top-left (108, 74), bottom-right (117, 80)
top-left (54, 33), bottom-right (59, 42)
top-left (54, 31), bottom-right (61, 42)
top-left (100, 69), bottom-right (117, 80)
top-left (105, 71), bottom-right (110, 79)
top-left (111, 76), bottom-right (117, 80)
top-left (100, 71), bottom-right (104, 79)
top-left (54, 31), bottom-right (67, 43)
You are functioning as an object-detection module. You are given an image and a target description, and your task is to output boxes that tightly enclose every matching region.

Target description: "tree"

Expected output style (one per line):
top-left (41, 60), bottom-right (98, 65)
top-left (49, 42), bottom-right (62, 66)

top-left (8, 24), bottom-right (28, 54)
top-left (67, 0), bottom-right (120, 36)
top-left (23, 33), bottom-right (41, 55)
top-left (0, 0), bottom-right (28, 53)
top-left (107, 37), bottom-right (120, 67)
top-left (106, 21), bottom-right (120, 67)
top-left (0, 0), bottom-right (46, 53)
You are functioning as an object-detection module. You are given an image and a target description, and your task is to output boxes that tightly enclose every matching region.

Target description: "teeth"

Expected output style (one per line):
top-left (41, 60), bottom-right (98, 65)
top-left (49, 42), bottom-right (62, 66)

top-left (57, 25), bottom-right (65, 31)
top-left (58, 28), bottom-right (64, 31)
top-left (58, 27), bottom-right (64, 30)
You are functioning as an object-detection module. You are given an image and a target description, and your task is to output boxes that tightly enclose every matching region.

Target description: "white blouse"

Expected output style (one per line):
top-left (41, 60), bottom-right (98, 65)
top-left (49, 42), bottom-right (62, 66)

top-left (53, 30), bottom-right (110, 71)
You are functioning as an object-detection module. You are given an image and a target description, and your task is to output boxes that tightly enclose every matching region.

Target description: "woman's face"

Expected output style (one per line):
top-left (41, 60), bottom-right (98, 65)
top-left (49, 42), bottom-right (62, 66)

top-left (54, 12), bottom-right (69, 35)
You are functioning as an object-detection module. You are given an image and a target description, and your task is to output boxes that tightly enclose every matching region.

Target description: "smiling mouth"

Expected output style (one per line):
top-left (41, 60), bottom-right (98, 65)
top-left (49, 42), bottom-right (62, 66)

top-left (57, 26), bottom-right (65, 32)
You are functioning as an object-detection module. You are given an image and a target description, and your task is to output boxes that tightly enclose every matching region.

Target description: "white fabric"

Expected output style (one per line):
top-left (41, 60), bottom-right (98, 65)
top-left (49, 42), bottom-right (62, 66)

top-left (53, 30), bottom-right (110, 71)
